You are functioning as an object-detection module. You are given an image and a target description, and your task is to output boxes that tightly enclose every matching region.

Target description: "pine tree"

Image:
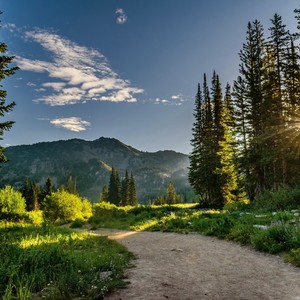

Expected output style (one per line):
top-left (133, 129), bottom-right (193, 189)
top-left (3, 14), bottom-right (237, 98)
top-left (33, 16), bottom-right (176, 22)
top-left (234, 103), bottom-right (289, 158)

top-left (21, 177), bottom-right (31, 209)
top-left (120, 169), bottom-right (130, 206)
top-left (128, 173), bottom-right (138, 206)
top-left (30, 181), bottom-right (40, 211)
top-left (45, 177), bottom-right (53, 196)
top-left (189, 83), bottom-right (203, 195)
top-left (100, 184), bottom-right (109, 202)
top-left (108, 167), bottom-right (121, 205)
top-left (238, 20), bottom-right (266, 199)
top-left (0, 13), bottom-right (19, 164)
top-left (165, 181), bottom-right (178, 205)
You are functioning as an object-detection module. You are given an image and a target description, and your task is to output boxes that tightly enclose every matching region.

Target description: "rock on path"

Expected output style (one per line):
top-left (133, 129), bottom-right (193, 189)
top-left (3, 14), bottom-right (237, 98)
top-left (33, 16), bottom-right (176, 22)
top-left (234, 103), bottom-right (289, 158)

top-left (91, 229), bottom-right (300, 300)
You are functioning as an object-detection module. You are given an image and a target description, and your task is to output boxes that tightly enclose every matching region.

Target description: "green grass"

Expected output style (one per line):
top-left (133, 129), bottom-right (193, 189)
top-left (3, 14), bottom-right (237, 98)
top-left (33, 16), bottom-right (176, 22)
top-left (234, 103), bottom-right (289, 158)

top-left (90, 202), bottom-right (300, 266)
top-left (0, 221), bottom-right (133, 299)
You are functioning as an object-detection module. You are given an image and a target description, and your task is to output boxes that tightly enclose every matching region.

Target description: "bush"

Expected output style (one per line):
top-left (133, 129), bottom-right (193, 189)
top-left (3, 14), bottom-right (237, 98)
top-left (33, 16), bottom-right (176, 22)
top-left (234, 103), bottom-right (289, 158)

top-left (93, 202), bottom-right (127, 218)
top-left (285, 248), bottom-right (300, 267)
top-left (26, 210), bottom-right (43, 225)
top-left (43, 191), bottom-right (92, 223)
top-left (223, 199), bottom-right (250, 212)
top-left (251, 225), bottom-right (299, 254)
top-left (0, 186), bottom-right (26, 218)
top-left (253, 186), bottom-right (300, 210)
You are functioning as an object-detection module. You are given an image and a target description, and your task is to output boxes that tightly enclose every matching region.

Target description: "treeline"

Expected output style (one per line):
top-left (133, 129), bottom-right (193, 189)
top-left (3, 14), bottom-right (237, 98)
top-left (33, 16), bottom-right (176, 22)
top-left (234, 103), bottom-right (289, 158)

top-left (151, 182), bottom-right (183, 205)
top-left (100, 167), bottom-right (138, 206)
top-left (19, 176), bottom-right (79, 211)
top-left (189, 8), bottom-right (300, 208)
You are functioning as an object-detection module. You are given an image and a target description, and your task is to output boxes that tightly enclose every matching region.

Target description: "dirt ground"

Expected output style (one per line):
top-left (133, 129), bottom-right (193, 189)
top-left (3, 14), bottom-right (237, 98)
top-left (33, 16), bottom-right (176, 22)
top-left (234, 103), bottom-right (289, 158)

top-left (90, 228), bottom-right (300, 300)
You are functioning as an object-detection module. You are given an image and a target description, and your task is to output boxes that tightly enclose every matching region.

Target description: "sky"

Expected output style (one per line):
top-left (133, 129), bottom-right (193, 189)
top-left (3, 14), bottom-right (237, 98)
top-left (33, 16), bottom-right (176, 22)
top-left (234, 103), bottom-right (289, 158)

top-left (1, 0), bottom-right (299, 154)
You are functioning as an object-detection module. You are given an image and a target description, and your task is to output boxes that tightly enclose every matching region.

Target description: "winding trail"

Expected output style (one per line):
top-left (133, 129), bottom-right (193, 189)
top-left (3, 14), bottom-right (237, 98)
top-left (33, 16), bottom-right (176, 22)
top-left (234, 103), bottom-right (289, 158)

top-left (92, 229), bottom-right (300, 300)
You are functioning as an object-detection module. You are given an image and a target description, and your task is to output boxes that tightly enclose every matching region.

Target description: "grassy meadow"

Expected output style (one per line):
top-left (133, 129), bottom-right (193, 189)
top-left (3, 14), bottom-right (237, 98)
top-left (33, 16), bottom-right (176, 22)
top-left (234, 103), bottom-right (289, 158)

top-left (0, 221), bottom-right (132, 300)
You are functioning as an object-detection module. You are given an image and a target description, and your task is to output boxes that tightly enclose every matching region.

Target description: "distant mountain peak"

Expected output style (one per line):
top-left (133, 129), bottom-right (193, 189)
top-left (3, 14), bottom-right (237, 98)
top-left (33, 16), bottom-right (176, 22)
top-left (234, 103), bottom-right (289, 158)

top-left (1, 137), bottom-right (192, 202)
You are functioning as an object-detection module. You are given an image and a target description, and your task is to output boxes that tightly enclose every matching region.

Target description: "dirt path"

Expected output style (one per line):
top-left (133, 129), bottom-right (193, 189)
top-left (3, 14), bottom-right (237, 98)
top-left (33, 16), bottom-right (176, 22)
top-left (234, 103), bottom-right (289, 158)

top-left (91, 229), bottom-right (300, 300)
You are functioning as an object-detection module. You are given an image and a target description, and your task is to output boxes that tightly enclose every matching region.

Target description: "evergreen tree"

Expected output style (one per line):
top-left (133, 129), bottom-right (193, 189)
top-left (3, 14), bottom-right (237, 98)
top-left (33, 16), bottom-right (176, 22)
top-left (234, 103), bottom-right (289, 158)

top-left (30, 181), bottom-right (40, 211)
top-left (0, 13), bottom-right (19, 164)
top-left (128, 173), bottom-right (138, 206)
top-left (238, 20), bottom-right (266, 199)
top-left (45, 177), bottom-right (53, 196)
top-left (100, 184), bottom-right (109, 202)
top-left (21, 177), bottom-right (31, 209)
top-left (108, 167), bottom-right (121, 205)
top-left (189, 83), bottom-right (203, 195)
top-left (165, 181), bottom-right (181, 205)
top-left (120, 169), bottom-right (130, 206)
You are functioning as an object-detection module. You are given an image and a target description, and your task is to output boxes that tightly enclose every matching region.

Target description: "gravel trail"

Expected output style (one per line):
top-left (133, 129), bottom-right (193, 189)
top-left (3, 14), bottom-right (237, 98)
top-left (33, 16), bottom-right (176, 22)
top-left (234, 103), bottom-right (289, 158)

top-left (90, 229), bottom-right (300, 300)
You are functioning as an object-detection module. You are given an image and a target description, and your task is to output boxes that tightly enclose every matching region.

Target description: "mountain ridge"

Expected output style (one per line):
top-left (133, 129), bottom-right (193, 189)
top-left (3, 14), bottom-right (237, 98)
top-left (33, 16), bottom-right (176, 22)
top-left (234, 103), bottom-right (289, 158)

top-left (0, 137), bottom-right (192, 203)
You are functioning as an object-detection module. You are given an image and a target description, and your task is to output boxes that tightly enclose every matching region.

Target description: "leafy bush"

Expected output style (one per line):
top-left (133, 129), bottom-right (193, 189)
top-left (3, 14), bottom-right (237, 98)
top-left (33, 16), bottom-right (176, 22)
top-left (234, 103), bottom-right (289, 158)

top-left (254, 186), bottom-right (300, 210)
top-left (251, 225), bottom-right (299, 254)
top-left (223, 199), bottom-right (250, 212)
top-left (43, 191), bottom-right (92, 223)
top-left (26, 210), bottom-right (43, 225)
top-left (285, 248), bottom-right (300, 267)
top-left (93, 201), bottom-right (127, 218)
top-left (0, 186), bottom-right (26, 218)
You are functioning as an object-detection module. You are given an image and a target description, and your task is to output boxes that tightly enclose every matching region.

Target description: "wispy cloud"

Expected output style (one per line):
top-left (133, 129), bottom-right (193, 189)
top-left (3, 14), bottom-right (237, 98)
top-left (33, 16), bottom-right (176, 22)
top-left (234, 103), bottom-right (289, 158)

top-left (50, 117), bottom-right (91, 132)
top-left (115, 8), bottom-right (128, 24)
top-left (11, 26), bottom-right (143, 105)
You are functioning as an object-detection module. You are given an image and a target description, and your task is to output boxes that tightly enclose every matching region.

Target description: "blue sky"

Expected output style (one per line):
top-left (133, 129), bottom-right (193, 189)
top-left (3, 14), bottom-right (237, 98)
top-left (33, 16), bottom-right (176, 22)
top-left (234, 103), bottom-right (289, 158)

top-left (1, 0), bottom-right (299, 154)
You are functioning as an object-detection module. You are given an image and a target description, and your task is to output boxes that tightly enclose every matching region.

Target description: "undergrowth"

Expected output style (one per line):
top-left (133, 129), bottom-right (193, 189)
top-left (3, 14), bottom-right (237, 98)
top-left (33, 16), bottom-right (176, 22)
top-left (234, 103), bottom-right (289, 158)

top-left (89, 202), bottom-right (300, 267)
top-left (0, 221), bottom-right (132, 299)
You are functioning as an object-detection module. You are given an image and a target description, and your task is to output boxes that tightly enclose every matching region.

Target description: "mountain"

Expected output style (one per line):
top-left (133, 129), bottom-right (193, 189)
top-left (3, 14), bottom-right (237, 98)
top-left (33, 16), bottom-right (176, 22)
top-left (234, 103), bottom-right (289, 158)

top-left (0, 137), bottom-right (193, 203)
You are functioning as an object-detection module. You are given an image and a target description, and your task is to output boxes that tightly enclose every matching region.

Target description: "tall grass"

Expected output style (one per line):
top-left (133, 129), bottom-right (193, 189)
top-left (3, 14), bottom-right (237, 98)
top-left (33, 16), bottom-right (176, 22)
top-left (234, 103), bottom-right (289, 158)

top-left (0, 221), bottom-right (132, 299)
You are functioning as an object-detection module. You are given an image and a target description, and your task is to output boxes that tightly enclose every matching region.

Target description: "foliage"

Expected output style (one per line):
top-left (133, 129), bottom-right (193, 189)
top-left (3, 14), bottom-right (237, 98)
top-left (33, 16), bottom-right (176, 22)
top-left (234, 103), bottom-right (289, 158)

top-left (26, 210), bottom-right (43, 226)
top-left (152, 181), bottom-right (182, 205)
top-left (88, 203), bottom-right (300, 266)
top-left (0, 185), bottom-right (26, 217)
top-left (189, 73), bottom-right (239, 208)
top-left (43, 190), bottom-right (92, 223)
top-left (253, 185), bottom-right (300, 210)
top-left (0, 13), bottom-right (19, 164)
top-left (0, 222), bottom-right (132, 299)
top-left (189, 8), bottom-right (300, 209)
top-left (108, 168), bottom-right (138, 206)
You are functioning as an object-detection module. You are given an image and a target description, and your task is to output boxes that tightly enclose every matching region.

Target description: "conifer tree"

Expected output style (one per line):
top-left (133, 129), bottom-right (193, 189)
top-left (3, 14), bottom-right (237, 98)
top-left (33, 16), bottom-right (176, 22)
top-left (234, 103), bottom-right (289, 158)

top-left (128, 173), bottom-right (138, 206)
top-left (30, 181), bottom-right (40, 211)
top-left (238, 20), bottom-right (266, 198)
top-left (121, 169), bottom-right (130, 206)
top-left (108, 167), bottom-right (121, 205)
top-left (165, 181), bottom-right (181, 205)
top-left (189, 83), bottom-right (203, 194)
top-left (0, 13), bottom-right (19, 164)
top-left (100, 184), bottom-right (109, 202)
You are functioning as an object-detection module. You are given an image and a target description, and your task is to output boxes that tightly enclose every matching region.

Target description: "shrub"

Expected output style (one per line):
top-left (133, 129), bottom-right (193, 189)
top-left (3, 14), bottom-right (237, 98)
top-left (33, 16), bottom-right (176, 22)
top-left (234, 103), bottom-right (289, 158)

top-left (93, 202), bottom-right (127, 218)
top-left (285, 248), bottom-right (300, 267)
top-left (0, 186), bottom-right (26, 218)
top-left (223, 199), bottom-right (250, 212)
top-left (253, 186), bottom-right (300, 210)
top-left (43, 191), bottom-right (92, 223)
top-left (251, 225), bottom-right (298, 254)
top-left (26, 210), bottom-right (43, 225)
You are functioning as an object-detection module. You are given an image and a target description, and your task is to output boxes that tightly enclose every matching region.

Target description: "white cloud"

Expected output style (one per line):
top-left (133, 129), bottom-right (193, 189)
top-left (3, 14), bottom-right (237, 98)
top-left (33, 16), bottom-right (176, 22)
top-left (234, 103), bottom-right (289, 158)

top-left (50, 117), bottom-right (91, 132)
top-left (12, 26), bottom-right (143, 106)
top-left (115, 8), bottom-right (128, 24)
top-left (27, 82), bottom-right (36, 87)
top-left (42, 82), bottom-right (66, 91)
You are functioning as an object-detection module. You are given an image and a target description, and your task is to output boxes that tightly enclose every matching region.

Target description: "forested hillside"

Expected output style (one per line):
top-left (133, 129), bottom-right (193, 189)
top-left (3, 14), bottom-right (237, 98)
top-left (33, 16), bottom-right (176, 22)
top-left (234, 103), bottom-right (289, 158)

top-left (0, 137), bottom-right (192, 202)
